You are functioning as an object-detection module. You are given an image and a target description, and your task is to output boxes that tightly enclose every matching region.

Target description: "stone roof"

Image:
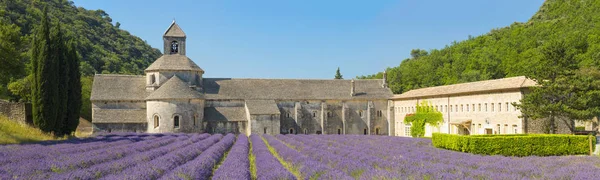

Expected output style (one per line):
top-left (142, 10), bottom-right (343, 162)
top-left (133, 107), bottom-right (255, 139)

top-left (90, 74), bottom-right (149, 101)
top-left (93, 109), bottom-right (146, 123)
top-left (246, 100), bottom-right (280, 115)
top-left (203, 78), bottom-right (392, 100)
top-left (145, 54), bottom-right (204, 72)
top-left (146, 76), bottom-right (203, 100)
top-left (204, 107), bottom-right (247, 121)
top-left (164, 21), bottom-right (186, 37)
top-left (392, 76), bottom-right (537, 100)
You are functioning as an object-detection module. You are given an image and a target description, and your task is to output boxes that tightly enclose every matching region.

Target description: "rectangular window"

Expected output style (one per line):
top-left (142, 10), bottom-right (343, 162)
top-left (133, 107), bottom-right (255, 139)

top-left (405, 124), bottom-right (411, 136)
top-left (485, 103), bottom-right (488, 112)
top-left (450, 105), bottom-right (453, 112)
top-left (445, 105), bottom-right (447, 112)
top-left (466, 104), bottom-right (469, 112)
top-left (506, 102), bottom-right (509, 111)
top-left (504, 124), bottom-right (508, 134)
top-left (498, 103), bottom-right (502, 112)
top-left (461, 104), bottom-right (463, 112)
top-left (455, 104), bottom-right (458, 112)
top-left (478, 104), bottom-right (481, 111)
top-left (496, 124), bottom-right (500, 134)
top-left (472, 104), bottom-right (475, 112)
top-left (472, 124), bottom-right (476, 134)
top-left (513, 102), bottom-right (517, 111)
top-left (491, 103), bottom-right (494, 112)
top-left (513, 124), bottom-right (518, 134)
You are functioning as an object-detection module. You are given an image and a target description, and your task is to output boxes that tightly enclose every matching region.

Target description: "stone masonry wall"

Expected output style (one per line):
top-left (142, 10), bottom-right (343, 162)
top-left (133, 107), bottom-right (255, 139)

top-left (525, 116), bottom-right (574, 134)
top-left (0, 100), bottom-right (32, 125)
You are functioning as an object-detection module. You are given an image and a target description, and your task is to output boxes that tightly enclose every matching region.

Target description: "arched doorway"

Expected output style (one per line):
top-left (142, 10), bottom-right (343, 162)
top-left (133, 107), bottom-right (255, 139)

top-left (289, 128), bottom-right (294, 134)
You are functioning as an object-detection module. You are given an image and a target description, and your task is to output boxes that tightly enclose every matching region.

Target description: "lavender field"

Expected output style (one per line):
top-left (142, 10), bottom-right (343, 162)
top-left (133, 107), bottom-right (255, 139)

top-left (1, 133), bottom-right (599, 180)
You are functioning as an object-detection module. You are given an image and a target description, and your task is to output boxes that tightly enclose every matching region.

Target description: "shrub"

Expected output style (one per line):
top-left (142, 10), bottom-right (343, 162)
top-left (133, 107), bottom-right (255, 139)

top-left (432, 133), bottom-right (596, 156)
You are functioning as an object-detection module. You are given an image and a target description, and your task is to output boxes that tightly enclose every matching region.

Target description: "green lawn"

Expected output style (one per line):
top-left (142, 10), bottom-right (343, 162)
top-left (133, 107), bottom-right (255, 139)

top-left (0, 116), bottom-right (61, 144)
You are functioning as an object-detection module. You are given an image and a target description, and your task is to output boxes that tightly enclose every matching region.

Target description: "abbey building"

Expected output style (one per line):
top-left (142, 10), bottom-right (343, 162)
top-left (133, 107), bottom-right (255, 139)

top-left (90, 22), bottom-right (395, 135)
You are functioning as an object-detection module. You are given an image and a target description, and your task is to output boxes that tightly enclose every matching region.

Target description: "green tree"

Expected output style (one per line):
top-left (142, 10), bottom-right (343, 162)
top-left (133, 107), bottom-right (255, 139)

top-left (404, 101), bottom-right (443, 137)
top-left (517, 39), bottom-right (579, 134)
top-left (31, 7), bottom-right (58, 133)
top-left (52, 22), bottom-right (68, 135)
top-left (334, 67), bottom-right (343, 79)
top-left (63, 41), bottom-right (81, 134)
top-left (0, 19), bottom-right (24, 97)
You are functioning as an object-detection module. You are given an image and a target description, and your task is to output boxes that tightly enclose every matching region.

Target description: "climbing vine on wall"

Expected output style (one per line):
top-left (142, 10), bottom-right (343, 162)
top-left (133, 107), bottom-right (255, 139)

top-left (404, 101), bottom-right (444, 137)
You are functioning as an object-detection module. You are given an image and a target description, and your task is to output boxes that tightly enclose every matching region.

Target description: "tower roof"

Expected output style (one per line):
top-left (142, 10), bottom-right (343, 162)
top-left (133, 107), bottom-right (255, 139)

top-left (164, 21), bottom-right (186, 37)
top-left (145, 54), bottom-right (203, 72)
top-left (146, 76), bottom-right (203, 100)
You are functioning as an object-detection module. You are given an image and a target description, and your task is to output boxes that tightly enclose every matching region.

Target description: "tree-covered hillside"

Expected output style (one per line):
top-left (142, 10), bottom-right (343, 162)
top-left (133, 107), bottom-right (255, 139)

top-left (359, 0), bottom-right (600, 94)
top-left (0, 0), bottom-right (162, 120)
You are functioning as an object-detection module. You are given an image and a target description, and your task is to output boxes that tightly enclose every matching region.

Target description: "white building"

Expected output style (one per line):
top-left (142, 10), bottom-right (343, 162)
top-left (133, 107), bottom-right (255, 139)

top-left (392, 76), bottom-right (537, 137)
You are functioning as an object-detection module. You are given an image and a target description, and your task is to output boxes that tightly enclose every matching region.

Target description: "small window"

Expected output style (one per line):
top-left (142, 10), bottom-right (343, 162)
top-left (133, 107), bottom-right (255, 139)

top-left (327, 111), bottom-right (331, 117)
top-left (455, 104), bottom-right (458, 112)
top-left (491, 103), bottom-right (495, 112)
top-left (506, 102), bottom-right (509, 112)
top-left (478, 104), bottom-right (481, 111)
top-left (504, 124), bottom-right (508, 134)
top-left (375, 128), bottom-right (380, 135)
top-left (363, 128), bottom-right (368, 135)
top-left (193, 114), bottom-right (197, 126)
top-left (445, 105), bottom-right (447, 112)
top-left (289, 128), bottom-right (294, 134)
top-left (153, 115), bottom-right (160, 128)
top-left (304, 129), bottom-right (308, 134)
top-left (264, 127), bottom-right (268, 134)
top-left (359, 111), bottom-right (363, 117)
top-left (498, 103), bottom-right (502, 112)
top-left (313, 111), bottom-right (316, 117)
top-left (496, 124), bottom-right (500, 134)
top-left (485, 103), bottom-right (488, 112)
top-left (450, 105), bottom-right (453, 112)
top-left (150, 74), bottom-right (156, 84)
top-left (174, 116), bottom-right (180, 129)
top-left (461, 104), bottom-right (463, 112)
top-left (337, 128), bottom-right (342, 135)
top-left (466, 104), bottom-right (469, 112)
top-left (513, 102), bottom-right (517, 111)
top-left (513, 124), bottom-right (518, 134)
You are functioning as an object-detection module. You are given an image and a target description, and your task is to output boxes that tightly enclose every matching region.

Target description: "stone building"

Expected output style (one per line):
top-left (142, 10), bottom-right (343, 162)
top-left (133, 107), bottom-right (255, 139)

top-left (391, 76), bottom-right (592, 137)
top-left (90, 22), bottom-right (395, 135)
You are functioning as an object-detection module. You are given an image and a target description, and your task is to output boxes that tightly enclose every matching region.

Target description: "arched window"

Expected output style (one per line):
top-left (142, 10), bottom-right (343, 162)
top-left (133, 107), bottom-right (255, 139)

top-left (375, 128), bottom-right (380, 135)
top-left (304, 129), bottom-right (308, 134)
top-left (153, 115), bottom-right (160, 128)
top-left (363, 128), bottom-right (368, 135)
top-left (289, 128), bottom-right (294, 134)
top-left (359, 110), bottom-right (363, 117)
top-left (170, 41), bottom-right (179, 54)
top-left (174, 115), bottom-right (180, 128)
top-left (312, 111), bottom-right (316, 117)
top-left (337, 128), bottom-right (341, 135)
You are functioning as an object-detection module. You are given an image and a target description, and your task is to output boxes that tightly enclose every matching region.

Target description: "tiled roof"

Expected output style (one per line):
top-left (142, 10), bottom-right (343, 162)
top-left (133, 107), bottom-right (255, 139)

top-left (90, 74), bottom-right (149, 101)
top-left (164, 21), bottom-right (186, 37)
top-left (203, 78), bottom-right (392, 100)
top-left (392, 76), bottom-right (537, 99)
top-left (145, 54), bottom-right (204, 72)
top-left (146, 76), bottom-right (203, 100)
top-left (93, 109), bottom-right (146, 123)
top-left (246, 100), bottom-right (280, 115)
top-left (203, 107), bottom-right (247, 122)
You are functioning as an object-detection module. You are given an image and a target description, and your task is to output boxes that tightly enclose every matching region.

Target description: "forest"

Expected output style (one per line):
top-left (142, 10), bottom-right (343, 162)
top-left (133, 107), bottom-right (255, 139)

top-left (0, 0), bottom-right (162, 120)
top-left (359, 0), bottom-right (600, 95)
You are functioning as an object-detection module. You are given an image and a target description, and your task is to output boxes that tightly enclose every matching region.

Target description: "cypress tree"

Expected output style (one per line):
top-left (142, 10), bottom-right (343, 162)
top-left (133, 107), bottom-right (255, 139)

top-left (31, 7), bottom-right (56, 133)
top-left (335, 67), bottom-right (343, 79)
top-left (52, 22), bottom-right (69, 135)
top-left (64, 41), bottom-right (81, 134)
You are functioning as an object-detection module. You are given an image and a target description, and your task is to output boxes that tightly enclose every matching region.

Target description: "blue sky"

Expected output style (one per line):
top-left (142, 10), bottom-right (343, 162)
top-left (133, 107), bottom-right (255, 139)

top-left (72, 0), bottom-right (544, 79)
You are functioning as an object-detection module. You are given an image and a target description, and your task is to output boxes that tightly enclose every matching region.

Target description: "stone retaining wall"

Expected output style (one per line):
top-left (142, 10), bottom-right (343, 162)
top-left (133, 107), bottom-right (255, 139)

top-left (0, 100), bottom-right (32, 125)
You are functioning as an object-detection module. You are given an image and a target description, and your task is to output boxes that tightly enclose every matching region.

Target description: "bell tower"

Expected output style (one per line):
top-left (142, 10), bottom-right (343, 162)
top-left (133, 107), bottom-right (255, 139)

top-left (163, 20), bottom-right (186, 55)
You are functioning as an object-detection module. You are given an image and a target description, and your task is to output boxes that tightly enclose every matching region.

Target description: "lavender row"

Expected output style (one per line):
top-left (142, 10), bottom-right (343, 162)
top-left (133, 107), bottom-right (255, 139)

top-left (44, 133), bottom-right (211, 180)
top-left (160, 133), bottom-right (236, 180)
top-left (277, 134), bottom-right (400, 179)
top-left (264, 135), bottom-right (351, 180)
top-left (101, 134), bottom-right (223, 179)
top-left (212, 134), bottom-right (251, 180)
top-left (250, 135), bottom-right (295, 180)
top-left (0, 134), bottom-right (182, 178)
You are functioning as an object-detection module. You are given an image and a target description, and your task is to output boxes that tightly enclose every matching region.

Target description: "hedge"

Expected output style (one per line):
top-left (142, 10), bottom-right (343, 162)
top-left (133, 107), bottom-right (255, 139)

top-left (432, 133), bottom-right (596, 157)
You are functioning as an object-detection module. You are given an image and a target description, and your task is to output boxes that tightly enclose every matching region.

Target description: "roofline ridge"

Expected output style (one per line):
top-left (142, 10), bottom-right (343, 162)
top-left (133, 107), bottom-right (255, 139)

top-left (94, 74), bottom-right (145, 77)
top-left (204, 77), bottom-right (384, 81)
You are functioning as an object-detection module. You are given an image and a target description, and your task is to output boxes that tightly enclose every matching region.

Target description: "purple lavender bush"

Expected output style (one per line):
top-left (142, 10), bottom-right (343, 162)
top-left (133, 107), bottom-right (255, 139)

top-left (212, 134), bottom-right (251, 180)
top-left (250, 134), bottom-right (295, 180)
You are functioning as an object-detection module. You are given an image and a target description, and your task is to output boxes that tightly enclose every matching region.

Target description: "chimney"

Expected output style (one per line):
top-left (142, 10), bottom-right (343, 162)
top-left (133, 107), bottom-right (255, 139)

top-left (382, 70), bottom-right (388, 88)
top-left (351, 79), bottom-right (355, 96)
